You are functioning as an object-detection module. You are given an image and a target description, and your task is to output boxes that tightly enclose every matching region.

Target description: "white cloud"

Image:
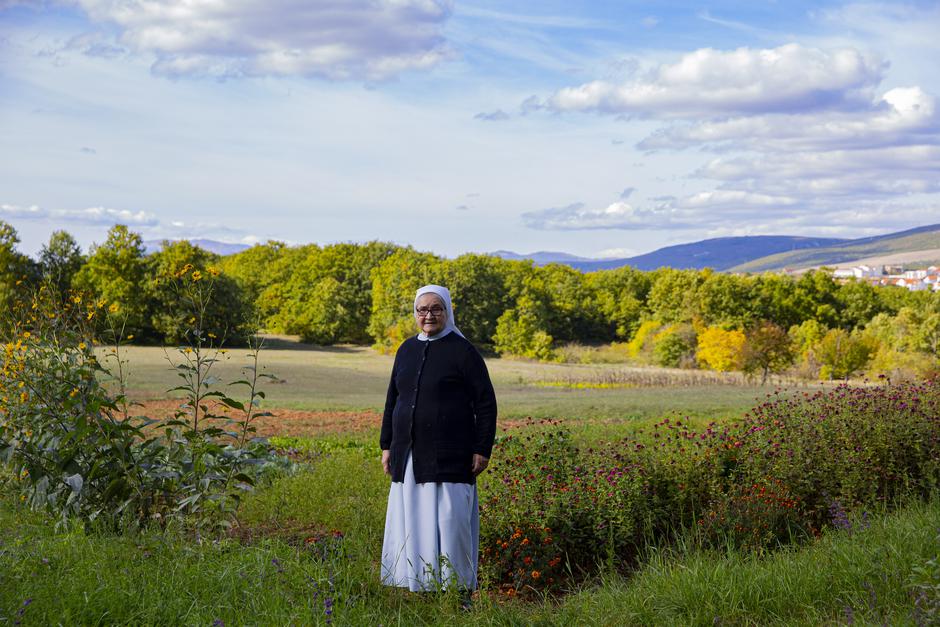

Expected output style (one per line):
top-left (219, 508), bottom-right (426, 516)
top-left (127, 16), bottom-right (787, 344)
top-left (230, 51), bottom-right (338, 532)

top-left (698, 145), bottom-right (940, 196)
top-left (541, 43), bottom-right (886, 117)
top-left (1, 203), bottom-right (44, 218)
top-left (595, 246), bottom-right (637, 259)
top-left (2, 202), bottom-right (158, 226)
top-left (70, 0), bottom-right (454, 80)
top-left (639, 87), bottom-right (939, 151)
top-left (522, 201), bottom-right (684, 230)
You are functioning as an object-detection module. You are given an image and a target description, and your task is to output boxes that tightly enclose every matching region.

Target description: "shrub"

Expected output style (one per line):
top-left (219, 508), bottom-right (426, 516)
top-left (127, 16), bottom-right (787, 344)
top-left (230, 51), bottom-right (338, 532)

top-left (698, 477), bottom-right (807, 551)
top-left (0, 277), bottom-right (278, 530)
top-left (626, 320), bottom-right (661, 359)
top-left (696, 326), bottom-right (746, 372)
top-left (816, 328), bottom-right (876, 380)
top-left (493, 298), bottom-right (556, 361)
top-left (479, 381), bottom-right (940, 593)
top-left (652, 324), bottom-right (696, 368)
top-left (725, 381), bottom-right (940, 528)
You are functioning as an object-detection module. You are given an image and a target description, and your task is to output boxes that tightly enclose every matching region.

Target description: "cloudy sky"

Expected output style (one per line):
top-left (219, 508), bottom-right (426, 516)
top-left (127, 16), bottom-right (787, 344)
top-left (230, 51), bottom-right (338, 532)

top-left (2, 1), bottom-right (939, 259)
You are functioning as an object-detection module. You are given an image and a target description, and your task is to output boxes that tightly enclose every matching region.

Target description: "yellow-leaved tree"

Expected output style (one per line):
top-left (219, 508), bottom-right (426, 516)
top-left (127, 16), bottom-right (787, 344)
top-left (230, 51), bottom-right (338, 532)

top-left (696, 326), bottom-right (746, 372)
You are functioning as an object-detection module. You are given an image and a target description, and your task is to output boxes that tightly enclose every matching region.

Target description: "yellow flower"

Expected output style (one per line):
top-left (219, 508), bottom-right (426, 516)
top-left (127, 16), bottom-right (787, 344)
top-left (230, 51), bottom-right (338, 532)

top-left (184, 347), bottom-right (193, 354)
top-left (188, 317), bottom-right (196, 324)
top-left (86, 311), bottom-right (95, 320)
top-left (207, 332), bottom-right (217, 339)
top-left (20, 391), bottom-right (29, 403)
top-left (72, 295), bottom-right (82, 304)
top-left (22, 331), bottom-right (30, 339)
top-left (78, 342), bottom-right (87, 350)
top-left (69, 388), bottom-right (79, 398)
top-left (191, 270), bottom-right (203, 281)
top-left (126, 334), bottom-right (134, 340)
top-left (108, 303), bottom-right (120, 314)
top-left (207, 266), bottom-right (221, 277)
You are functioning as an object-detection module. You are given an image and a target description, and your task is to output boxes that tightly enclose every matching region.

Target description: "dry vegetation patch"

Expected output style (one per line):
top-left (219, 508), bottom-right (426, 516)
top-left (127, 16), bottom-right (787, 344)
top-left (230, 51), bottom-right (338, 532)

top-left (130, 399), bottom-right (381, 437)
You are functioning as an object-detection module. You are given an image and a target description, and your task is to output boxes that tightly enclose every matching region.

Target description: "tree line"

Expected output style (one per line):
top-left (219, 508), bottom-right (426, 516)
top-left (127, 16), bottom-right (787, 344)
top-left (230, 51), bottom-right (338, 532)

top-left (3, 220), bottom-right (938, 379)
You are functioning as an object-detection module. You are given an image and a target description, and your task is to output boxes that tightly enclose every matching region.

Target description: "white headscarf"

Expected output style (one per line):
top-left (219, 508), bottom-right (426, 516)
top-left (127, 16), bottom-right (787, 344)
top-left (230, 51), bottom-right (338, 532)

top-left (414, 284), bottom-right (465, 341)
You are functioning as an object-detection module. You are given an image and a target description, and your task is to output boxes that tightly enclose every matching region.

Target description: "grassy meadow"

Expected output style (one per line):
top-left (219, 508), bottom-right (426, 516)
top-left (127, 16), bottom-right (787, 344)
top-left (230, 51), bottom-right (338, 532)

top-left (2, 338), bottom-right (938, 625)
top-left (113, 338), bottom-right (786, 426)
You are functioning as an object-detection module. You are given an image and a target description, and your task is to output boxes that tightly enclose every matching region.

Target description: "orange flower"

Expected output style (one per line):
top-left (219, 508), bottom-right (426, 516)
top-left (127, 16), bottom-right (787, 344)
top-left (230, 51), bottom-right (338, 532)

top-left (531, 570), bottom-right (541, 579)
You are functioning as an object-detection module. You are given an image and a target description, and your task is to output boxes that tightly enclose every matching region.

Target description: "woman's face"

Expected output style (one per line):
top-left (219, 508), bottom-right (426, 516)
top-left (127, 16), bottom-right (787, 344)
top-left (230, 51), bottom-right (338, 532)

top-left (415, 293), bottom-right (447, 336)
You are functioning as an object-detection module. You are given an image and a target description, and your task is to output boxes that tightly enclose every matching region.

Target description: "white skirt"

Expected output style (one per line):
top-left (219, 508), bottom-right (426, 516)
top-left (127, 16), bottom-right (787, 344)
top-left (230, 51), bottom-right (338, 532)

top-left (381, 451), bottom-right (479, 591)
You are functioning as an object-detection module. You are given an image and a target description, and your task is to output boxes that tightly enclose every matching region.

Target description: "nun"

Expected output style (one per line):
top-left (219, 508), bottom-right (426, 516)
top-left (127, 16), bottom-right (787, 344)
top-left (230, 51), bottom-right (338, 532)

top-left (379, 284), bottom-right (498, 593)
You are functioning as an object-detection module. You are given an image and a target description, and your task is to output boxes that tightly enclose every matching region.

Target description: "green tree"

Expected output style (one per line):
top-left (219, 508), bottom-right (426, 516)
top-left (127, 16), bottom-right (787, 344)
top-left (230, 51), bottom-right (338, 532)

top-left (539, 263), bottom-right (604, 343)
top-left (795, 269), bottom-right (841, 328)
top-left (585, 265), bottom-right (650, 340)
top-left (269, 242), bottom-right (398, 344)
top-left (72, 225), bottom-right (150, 339)
top-left (647, 268), bottom-right (707, 325)
top-left (696, 273), bottom-right (756, 328)
top-left (741, 321), bottom-right (794, 384)
top-left (146, 240), bottom-right (254, 345)
top-left (652, 323), bottom-right (697, 368)
top-left (493, 295), bottom-right (555, 361)
top-left (0, 221), bottom-right (36, 326)
top-left (441, 253), bottom-right (510, 348)
top-left (835, 279), bottom-right (887, 329)
top-left (38, 230), bottom-right (85, 296)
top-left (220, 240), bottom-right (288, 322)
top-left (751, 274), bottom-right (812, 330)
top-left (368, 247), bottom-right (444, 352)
top-left (816, 328), bottom-right (875, 380)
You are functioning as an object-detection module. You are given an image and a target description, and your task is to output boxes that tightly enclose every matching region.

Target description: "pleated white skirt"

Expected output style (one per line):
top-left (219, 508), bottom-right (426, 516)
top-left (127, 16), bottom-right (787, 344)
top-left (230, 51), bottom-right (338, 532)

top-left (381, 451), bottom-right (479, 591)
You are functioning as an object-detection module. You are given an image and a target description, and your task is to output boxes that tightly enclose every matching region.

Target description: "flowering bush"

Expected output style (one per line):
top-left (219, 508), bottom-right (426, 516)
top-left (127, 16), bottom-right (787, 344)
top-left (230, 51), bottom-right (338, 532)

top-left (725, 381), bottom-right (940, 529)
top-left (698, 477), bottom-right (806, 551)
top-left (480, 381), bottom-right (940, 594)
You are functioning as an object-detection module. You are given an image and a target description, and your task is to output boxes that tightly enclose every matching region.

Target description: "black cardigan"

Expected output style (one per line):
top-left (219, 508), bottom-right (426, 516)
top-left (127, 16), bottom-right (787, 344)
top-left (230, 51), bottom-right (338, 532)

top-left (380, 332), bottom-right (497, 484)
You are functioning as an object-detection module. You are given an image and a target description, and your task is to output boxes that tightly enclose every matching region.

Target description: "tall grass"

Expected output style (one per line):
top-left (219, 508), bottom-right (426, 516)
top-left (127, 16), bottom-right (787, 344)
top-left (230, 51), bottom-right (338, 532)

top-left (2, 452), bottom-right (937, 625)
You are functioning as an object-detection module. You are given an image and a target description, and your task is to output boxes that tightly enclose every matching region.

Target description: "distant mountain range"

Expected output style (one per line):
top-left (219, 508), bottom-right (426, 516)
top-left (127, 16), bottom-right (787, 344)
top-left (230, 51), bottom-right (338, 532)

top-left (491, 223), bottom-right (940, 273)
top-left (729, 224), bottom-right (940, 272)
top-left (143, 239), bottom-right (250, 256)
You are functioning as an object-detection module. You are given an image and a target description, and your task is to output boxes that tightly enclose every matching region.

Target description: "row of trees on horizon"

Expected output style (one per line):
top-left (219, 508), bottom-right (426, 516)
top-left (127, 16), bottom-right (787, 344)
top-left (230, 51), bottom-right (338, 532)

top-left (2, 220), bottom-right (939, 380)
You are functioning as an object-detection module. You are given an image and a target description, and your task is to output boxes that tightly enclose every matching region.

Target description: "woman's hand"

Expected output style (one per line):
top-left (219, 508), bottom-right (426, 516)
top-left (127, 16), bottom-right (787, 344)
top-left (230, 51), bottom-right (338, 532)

top-left (472, 454), bottom-right (489, 476)
top-left (381, 449), bottom-right (391, 475)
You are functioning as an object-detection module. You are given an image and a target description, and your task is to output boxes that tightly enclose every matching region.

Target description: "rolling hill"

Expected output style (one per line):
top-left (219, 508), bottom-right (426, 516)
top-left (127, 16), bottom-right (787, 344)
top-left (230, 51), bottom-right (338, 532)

top-left (730, 224), bottom-right (940, 272)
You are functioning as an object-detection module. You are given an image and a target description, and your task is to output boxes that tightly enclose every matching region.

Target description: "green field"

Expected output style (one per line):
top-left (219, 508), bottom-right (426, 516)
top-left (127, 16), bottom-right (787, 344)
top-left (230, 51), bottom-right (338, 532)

top-left (114, 339), bottom-right (791, 426)
top-left (3, 340), bottom-right (935, 625)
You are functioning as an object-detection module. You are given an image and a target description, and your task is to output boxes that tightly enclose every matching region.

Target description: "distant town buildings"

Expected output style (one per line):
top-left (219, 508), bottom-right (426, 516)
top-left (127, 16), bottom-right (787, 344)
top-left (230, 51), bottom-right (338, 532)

top-left (830, 265), bottom-right (940, 292)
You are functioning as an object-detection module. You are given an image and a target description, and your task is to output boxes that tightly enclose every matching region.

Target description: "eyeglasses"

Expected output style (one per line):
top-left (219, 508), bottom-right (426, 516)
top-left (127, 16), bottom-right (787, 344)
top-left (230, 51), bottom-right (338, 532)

top-left (415, 305), bottom-right (445, 317)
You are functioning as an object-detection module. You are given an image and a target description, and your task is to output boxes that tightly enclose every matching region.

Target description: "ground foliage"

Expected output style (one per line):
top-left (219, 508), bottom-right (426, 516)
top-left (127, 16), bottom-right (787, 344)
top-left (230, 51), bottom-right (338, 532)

top-left (479, 379), bottom-right (940, 595)
top-left (0, 268), bottom-right (280, 530)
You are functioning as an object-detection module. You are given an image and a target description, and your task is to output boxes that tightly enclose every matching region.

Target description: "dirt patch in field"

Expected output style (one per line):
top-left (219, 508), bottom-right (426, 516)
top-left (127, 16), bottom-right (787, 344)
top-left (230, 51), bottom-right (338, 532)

top-left (127, 398), bottom-right (382, 438)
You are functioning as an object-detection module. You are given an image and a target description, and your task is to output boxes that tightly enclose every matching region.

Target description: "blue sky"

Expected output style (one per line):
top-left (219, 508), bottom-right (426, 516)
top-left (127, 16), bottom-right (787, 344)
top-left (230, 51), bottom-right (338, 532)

top-left (2, 1), bottom-right (939, 259)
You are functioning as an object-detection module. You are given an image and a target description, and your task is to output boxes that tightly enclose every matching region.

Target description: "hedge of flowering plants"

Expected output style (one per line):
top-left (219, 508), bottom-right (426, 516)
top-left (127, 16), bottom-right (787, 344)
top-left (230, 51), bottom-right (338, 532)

top-left (0, 268), bottom-right (279, 531)
top-left (479, 380), bottom-right (940, 595)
